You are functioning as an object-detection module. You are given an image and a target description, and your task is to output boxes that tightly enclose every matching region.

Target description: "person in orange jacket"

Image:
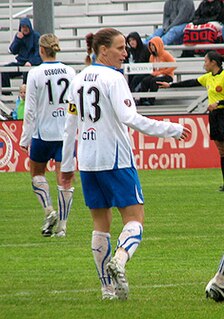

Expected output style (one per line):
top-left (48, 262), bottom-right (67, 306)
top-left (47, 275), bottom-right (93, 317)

top-left (139, 36), bottom-right (176, 106)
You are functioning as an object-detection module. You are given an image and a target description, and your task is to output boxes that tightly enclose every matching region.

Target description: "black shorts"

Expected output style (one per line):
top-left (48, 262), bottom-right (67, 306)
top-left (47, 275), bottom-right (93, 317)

top-left (209, 109), bottom-right (224, 141)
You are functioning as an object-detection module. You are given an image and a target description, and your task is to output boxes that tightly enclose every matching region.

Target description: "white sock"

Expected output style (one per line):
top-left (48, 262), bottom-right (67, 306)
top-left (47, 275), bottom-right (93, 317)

top-left (116, 221), bottom-right (143, 265)
top-left (56, 185), bottom-right (74, 233)
top-left (32, 175), bottom-right (54, 217)
top-left (218, 255), bottom-right (224, 276)
top-left (91, 231), bottom-right (112, 287)
top-left (114, 248), bottom-right (128, 269)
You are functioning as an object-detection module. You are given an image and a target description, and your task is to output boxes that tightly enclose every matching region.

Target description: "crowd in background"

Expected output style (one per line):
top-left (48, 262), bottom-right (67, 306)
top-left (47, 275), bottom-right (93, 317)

top-left (124, 0), bottom-right (224, 99)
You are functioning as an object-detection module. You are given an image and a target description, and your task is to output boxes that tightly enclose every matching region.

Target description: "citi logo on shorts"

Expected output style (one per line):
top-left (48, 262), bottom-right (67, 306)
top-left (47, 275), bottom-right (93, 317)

top-left (52, 107), bottom-right (65, 117)
top-left (82, 127), bottom-right (96, 140)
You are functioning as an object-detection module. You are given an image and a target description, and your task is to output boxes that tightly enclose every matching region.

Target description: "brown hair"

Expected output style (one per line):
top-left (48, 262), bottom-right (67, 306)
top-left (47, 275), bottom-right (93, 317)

top-left (85, 28), bottom-right (123, 65)
top-left (39, 33), bottom-right (61, 58)
top-left (206, 50), bottom-right (224, 68)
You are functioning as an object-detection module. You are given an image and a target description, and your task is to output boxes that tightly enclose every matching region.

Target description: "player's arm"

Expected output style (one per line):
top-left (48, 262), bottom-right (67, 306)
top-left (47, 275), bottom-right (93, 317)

top-left (61, 103), bottom-right (78, 189)
top-left (19, 70), bottom-right (37, 150)
top-left (157, 79), bottom-right (200, 88)
top-left (111, 76), bottom-right (191, 140)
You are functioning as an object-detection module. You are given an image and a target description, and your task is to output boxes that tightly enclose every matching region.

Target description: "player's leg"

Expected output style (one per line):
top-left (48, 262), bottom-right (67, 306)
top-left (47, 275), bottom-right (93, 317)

top-left (30, 160), bottom-right (57, 237)
top-left (56, 184), bottom-right (74, 237)
top-left (54, 146), bottom-right (75, 237)
top-left (91, 209), bottom-right (116, 300)
top-left (206, 255), bottom-right (224, 301)
top-left (80, 171), bottom-right (116, 300)
top-left (214, 141), bottom-right (224, 191)
top-left (107, 204), bottom-right (144, 300)
top-left (103, 167), bottom-right (144, 300)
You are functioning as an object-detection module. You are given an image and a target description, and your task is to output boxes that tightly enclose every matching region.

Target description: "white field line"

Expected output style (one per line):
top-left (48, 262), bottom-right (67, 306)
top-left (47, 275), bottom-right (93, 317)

top-left (0, 235), bottom-right (214, 248)
top-left (0, 282), bottom-right (206, 299)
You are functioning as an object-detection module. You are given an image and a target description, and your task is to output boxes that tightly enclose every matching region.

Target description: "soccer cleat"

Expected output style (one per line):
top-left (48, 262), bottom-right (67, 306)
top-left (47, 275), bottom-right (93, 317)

top-left (52, 230), bottom-right (66, 238)
top-left (106, 257), bottom-right (129, 300)
top-left (101, 285), bottom-right (117, 300)
top-left (205, 277), bottom-right (224, 302)
top-left (42, 210), bottom-right (57, 237)
top-left (219, 185), bottom-right (224, 192)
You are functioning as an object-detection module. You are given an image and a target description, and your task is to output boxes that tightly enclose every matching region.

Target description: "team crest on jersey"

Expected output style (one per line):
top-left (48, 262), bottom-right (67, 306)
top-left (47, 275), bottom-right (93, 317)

top-left (68, 103), bottom-right (78, 115)
top-left (124, 99), bottom-right (132, 107)
top-left (216, 86), bottom-right (222, 93)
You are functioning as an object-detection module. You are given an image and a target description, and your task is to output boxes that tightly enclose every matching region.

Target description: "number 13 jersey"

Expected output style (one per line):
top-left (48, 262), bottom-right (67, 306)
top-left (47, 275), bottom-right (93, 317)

top-left (62, 64), bottom-right (183, 172)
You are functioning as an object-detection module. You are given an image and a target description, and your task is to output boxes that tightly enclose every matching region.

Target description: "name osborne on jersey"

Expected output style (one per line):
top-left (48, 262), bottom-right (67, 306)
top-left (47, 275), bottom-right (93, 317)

top-left (44, 68), bottom-right (68, 76)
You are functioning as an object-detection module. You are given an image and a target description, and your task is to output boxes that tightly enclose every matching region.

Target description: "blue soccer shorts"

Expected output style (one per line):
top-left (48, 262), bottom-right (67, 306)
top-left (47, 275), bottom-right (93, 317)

top-left (30, 138), bottom-right (63, 163)
top-left (80, 167), bottom-right (144, 209)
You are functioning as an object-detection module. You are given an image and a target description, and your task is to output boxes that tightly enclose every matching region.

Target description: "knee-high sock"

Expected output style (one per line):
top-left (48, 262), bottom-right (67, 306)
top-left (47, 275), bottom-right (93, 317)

top-left (56, 185), bottom-right (74, 232)
top-left (115, 221), bottom-right (143, 267)
top-left (32, 175), bottom-right (54, 216)
top-left (218, 255), bottom-right (224, 275)
top-left (91, 231), bottom-right (113, 287)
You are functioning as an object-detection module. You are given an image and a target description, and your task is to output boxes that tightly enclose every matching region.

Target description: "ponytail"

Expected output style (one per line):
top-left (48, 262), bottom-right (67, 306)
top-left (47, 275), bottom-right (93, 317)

top-left (85, 32), bottom-right (94, 65)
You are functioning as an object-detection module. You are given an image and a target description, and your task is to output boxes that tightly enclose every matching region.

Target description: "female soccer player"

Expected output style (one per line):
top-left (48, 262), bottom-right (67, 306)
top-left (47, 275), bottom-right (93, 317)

top-left (20, 33), bottom-right (76, 237)
top-left (158, 50), bottom-right (224, 192)
top-left (60, 28), bottom-right (191, 300)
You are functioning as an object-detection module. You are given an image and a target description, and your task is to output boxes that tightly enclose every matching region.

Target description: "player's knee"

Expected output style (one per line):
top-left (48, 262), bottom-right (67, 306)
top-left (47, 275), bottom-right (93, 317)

top-left (32, 175), bottom-right (48, 190)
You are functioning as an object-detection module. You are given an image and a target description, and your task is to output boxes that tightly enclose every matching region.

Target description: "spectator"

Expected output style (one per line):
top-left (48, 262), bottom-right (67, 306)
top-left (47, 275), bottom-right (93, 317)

top-left (157, 51), bottom-right (224, 191)
top-left (19, 33), bottom-right (76, 238)
top-left (12, 84), bottom-right (26, 120)
top-left (2, 17), bottom-right (42, 95)
top-left (144, 0), bottom-right (195, 46)
top-left (60, 28), bottom-right (191, 301)
top-left (181, 0), bottom-right (224, 57)
top-left (139, 36), bottom-right (176, 106)
top-left (124, 31), bottom-right (150, 92)
top-left (192, 0), bottom-right (224, 26)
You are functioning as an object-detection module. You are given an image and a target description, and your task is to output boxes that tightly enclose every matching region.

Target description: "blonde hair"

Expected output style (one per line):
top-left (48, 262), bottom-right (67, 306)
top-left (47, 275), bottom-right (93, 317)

top-left (39, 33), bottom-right (61, 57)
top-left (19, 84), bottom-right (26, 92)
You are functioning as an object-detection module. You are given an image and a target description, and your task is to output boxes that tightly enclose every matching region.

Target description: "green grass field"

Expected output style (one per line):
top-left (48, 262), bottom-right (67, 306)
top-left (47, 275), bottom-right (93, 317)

top-left (1, 168), bottom-right (224, 319)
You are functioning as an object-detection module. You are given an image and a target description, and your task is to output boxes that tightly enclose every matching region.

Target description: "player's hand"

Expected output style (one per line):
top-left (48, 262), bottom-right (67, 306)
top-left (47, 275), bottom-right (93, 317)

top-left (207, 102), bottom-right (218, 112)
top-left (61, 171), bottom-right (75, 189)
top-left (156, 81), bottom-right (170, 88)
top-left (20, 145), bottom-right (28, 153)
top-left (25, 61), bottom-right (32, 67)
top-left (179, 126), bottom-right (191, 140)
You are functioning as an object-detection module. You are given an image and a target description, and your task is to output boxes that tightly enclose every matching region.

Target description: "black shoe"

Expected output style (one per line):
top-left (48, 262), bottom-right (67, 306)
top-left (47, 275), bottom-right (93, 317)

top-left (142, 100), bottom-right (151, 106)
top-left (141, 98), bottom-right (155, 106)
top-left (178, 50), bottom-right (195, 58)
top-left (206, 281), bottom-right (224, 302)
top-left (219, 186), bottom-right (224, 192)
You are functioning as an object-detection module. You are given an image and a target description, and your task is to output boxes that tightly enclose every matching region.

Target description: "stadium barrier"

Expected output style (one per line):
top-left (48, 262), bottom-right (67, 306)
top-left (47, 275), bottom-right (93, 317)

top-left (0, 115), bottom-right (219, 172)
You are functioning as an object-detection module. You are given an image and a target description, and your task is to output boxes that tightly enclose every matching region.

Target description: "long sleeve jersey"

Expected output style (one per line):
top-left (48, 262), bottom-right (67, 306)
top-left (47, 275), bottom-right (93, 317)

top-left (61, 64), bottom-right (184, 172)
top-left (20, 61), bottom-right (76, 148)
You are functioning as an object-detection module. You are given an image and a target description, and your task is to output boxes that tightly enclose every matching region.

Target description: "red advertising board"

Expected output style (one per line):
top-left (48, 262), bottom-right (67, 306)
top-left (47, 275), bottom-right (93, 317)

top-left (0, 115), bottom-right (219, 172)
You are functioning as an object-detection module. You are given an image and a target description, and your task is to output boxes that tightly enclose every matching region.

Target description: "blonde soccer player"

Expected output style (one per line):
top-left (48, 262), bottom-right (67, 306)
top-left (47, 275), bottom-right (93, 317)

top-left (20, 33), bottom-right (76, 237)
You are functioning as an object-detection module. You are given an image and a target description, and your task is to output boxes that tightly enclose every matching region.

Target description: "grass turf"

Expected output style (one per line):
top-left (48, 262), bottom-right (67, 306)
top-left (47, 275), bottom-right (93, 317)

top-left (0, 168), bottom-right (224, 319)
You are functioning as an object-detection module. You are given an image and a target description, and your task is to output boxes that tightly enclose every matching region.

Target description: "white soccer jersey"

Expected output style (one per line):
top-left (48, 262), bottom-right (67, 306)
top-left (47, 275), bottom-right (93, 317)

top-left (20, 61), bottom-right (76, 148)
top-left (61, 64), bottom-right (183, 172)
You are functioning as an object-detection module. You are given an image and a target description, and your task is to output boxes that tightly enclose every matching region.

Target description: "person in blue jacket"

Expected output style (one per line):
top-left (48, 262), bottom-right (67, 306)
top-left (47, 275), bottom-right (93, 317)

top-left (1, 17), bottom-right (42, 95)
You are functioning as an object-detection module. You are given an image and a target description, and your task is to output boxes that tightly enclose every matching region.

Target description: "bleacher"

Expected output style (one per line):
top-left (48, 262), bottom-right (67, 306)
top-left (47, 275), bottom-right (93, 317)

top-left (0, 0), bottom-right (221, 118)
